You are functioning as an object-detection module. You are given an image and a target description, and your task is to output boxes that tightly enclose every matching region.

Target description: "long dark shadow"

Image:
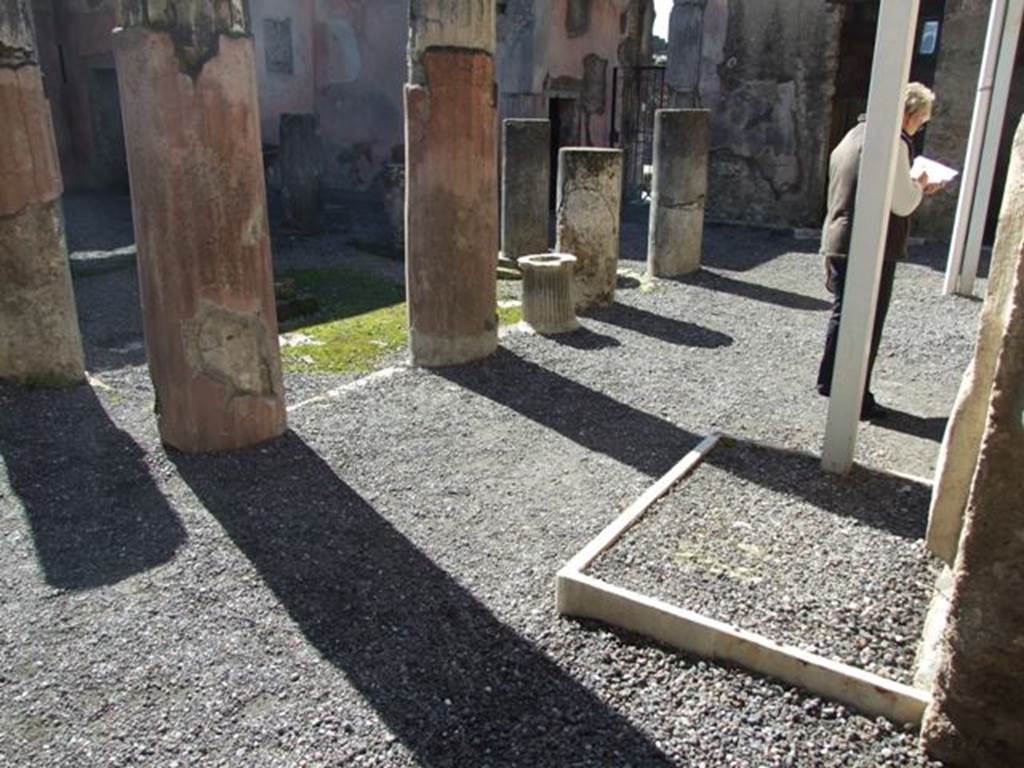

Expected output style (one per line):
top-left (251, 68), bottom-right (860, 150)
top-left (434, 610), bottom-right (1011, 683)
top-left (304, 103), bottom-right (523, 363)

top-left (709, 440), bottom-right (930, 541)
top-left (170, 433), bottom-right (674, 768)
top-left (438, 348), bottom-right (703, 478)
top-left (0, 384), bottom-right (186, 589)
top-left (674, 269), bottom-right (832, 312)
top-left (585, 302), bottom-right (733, 348)
top-left (439, 349), bottom-right (926, 539)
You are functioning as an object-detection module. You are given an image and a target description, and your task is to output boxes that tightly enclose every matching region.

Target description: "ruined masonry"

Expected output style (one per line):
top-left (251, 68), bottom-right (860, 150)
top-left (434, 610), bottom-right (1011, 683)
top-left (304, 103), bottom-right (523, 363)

top-left (0, 0), bottom-right (85, 387)
top-left (647, 109), bottom-right (709, 277)
top-left (279, 113), bottom-right (323, 233)
top-left (501, 119), bottom-right (550, 263)
top-left (405, 0), bottom-right (498, 367)
top-left (112, 0), bottom-right (286, 453)
top-left (556, 148), bottom-right (623, 312)
top-left (920, 117), bottom-right (1024, 768)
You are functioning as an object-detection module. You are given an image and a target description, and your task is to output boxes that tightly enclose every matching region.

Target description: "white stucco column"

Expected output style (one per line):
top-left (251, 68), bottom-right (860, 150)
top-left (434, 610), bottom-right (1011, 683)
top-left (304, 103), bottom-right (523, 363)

top-left (822, 0), bottom-right (920, 475)
top-left (943, 0), bottom-right (1023, 298)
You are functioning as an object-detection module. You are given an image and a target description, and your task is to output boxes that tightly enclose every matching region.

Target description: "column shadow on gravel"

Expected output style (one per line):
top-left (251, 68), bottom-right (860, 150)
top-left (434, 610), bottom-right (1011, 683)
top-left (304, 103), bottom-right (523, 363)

top-left (170, 433), bottom-right (675, 768)
top-left (673, 270), bottom-right (831, 312)
top-left (0, 384), bottom-right (186, 590)
top-left (438, 348), bottom-right (703, 478)
top-left (549, 327), bottom-right (622, 350)
top-left (438, 351), bottom-right (927, 539)
top-left (585, 302), bottom-right (733, 348)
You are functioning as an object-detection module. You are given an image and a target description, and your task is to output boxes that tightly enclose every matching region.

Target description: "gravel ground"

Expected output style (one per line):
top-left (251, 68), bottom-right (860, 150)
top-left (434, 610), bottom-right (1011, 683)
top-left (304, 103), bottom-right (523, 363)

top-left (588, 438), bottom-right (941, 684)
top-left (0, 197), bottom-right (979, 766)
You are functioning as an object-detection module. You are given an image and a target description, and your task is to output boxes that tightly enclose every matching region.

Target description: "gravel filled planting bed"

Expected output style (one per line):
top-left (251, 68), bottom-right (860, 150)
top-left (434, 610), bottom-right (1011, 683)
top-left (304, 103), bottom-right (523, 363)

top-left (587, 438), bottom-right (942, 685)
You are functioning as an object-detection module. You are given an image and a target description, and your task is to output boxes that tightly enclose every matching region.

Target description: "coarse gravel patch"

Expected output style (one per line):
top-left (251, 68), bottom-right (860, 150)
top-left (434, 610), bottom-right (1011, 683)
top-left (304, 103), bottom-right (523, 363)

top-left (587, 438), bottom-right (942, 685)
top-left (0, 196), bottom-right (971, 767)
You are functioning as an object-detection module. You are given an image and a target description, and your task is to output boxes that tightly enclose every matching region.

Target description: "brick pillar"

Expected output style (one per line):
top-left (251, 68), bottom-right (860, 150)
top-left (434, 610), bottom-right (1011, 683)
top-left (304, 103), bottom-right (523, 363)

top-left (112, 1), bottom-right (286, 452)
top-left (920, 118), bottom-right (1024, 768)
top-left (556, 148), bottom-right (623, 312)
top-left (0, 0), bottom-right (84, 386)
top-left (501, 118), bottom-right (550, 263)
top-left (647, 109), bottom-right (709, 277)
top-left (405, 0), bottom-right (498, 367)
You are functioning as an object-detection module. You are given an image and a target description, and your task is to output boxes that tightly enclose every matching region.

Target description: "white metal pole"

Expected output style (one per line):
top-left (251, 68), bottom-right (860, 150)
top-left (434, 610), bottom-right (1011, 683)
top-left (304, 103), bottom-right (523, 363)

top-left (944, 0), bottom-right (1007, 296)
top-left (822, 0), bottom-right (921, 475)
top-left (958, 0), bottom-right (1024, 297)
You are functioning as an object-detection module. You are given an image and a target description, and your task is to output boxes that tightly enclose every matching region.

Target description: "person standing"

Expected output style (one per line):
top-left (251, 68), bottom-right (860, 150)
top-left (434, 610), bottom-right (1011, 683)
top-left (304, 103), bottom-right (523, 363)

top-left (816, 82), bottom-right (943, 419)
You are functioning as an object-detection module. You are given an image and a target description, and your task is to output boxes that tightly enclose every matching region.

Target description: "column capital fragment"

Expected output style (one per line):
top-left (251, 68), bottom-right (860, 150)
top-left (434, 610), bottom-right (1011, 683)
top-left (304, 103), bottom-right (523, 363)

top-left (115, 0), bottom-right (251, 79)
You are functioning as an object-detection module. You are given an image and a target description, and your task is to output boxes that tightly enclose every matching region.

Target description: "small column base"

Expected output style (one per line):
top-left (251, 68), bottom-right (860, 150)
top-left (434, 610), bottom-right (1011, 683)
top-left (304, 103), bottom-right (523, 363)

top-left (520, 253), bottom-right (579, 334)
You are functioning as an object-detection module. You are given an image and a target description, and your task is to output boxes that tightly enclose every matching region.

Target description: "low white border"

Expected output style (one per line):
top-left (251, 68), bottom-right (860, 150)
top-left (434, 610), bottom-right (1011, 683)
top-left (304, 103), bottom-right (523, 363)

top-left (556, 433), bottom-right (931, 725)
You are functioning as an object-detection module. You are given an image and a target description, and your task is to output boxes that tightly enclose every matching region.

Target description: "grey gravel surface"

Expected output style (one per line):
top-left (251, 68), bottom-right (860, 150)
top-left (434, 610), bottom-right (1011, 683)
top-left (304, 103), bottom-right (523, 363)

top-left (588, 438), bottom-right (941, 684)
top-left (0, 198), bottom-right (975, 766)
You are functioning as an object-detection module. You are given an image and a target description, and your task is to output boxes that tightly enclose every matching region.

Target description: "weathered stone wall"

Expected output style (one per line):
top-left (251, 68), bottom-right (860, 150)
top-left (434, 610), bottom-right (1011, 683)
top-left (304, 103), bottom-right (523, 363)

top-left (498, 0), bottom-right (652, 147)
top-left (251, 0), bottom-right (406, 193)
top-left (674, 0), bottom-right (841, 228)
top-left (916, 0), bottom-right (1024, 241)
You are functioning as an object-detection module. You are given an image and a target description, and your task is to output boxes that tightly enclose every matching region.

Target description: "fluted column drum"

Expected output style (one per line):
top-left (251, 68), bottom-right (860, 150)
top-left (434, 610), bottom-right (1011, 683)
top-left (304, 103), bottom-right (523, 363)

top-left (519, 253), bottom-right (579, 335)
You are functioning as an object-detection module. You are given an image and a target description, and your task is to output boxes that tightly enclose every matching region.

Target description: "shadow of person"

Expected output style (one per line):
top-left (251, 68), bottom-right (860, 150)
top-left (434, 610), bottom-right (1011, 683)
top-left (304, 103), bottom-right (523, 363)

top-left (674, 269), bottom-right (832, 312)
top-left (170, 432), bottom-right (674, 767)
top-left (585, 302), bottom-right (733, 348)
top-left (0, 384), bottom-right (187, 590)
top-left (872, 408), bottom-right (948, 443)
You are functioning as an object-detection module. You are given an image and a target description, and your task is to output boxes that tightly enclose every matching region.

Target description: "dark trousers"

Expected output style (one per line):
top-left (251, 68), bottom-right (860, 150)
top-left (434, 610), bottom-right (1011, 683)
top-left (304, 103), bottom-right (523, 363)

top-left (817, 257), bottom-right (897, 401)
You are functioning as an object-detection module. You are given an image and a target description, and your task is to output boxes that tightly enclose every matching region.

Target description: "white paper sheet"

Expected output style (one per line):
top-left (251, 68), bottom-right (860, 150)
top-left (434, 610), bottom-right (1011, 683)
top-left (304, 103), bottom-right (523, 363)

top-left (911, 156), bottom-right (959, 184)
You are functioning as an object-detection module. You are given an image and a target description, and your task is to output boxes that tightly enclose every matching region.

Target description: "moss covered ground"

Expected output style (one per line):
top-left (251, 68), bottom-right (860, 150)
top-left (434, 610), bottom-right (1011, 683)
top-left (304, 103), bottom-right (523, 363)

top-left (278, 268), bottom-right (522, 374)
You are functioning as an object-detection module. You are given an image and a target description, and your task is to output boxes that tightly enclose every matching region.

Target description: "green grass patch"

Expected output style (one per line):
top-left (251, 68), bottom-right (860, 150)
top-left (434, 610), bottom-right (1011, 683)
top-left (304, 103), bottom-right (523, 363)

top-left (279, 267), bottom-right (522, 374)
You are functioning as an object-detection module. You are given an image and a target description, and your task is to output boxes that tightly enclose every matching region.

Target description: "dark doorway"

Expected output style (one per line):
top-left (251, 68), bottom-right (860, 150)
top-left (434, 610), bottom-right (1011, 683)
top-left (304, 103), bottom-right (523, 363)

top-left (549, 97), bottom-right (580, 208)
top-left (609, 65), bottom-right (668, 194)
top-left (829, 0), bottom-right (946, 156)
top-left (87, 66), bottom-right (129, 192)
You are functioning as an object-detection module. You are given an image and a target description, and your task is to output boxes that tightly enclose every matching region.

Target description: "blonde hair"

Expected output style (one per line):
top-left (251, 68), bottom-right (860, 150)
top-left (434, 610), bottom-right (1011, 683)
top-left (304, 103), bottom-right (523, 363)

top-left (905, 82), bottom-right (936, 119)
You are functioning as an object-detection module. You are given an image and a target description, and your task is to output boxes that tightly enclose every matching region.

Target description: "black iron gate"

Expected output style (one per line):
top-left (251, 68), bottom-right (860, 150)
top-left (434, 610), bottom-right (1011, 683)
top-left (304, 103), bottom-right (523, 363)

top-left (611, 64), bottom-right (669, 192)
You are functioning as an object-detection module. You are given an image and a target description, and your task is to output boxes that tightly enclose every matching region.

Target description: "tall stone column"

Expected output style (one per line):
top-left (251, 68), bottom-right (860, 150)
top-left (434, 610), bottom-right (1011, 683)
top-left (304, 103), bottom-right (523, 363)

top-left (927, 116), bottom-right (1024, 564)
top-left (112, 1), bottom-right (286, 453)
top-left (556, 148), bottom-right (623, 311)
top-left (405, 1), bottom-right (498, 367)
top-left (501, 118), bottom-right (550, 264)
top-left (647, 109), bottom-right (709, 277)
top-left (920, 118), bottom-right (1024, 768)
top-left (0, 0), bottom-right (84, 387)
top-left (279, 113), bottom-right (322, 233)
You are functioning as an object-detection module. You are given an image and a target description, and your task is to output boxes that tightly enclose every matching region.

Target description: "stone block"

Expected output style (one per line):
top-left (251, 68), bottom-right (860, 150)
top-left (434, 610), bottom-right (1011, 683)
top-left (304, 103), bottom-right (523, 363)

top-left (555, 148), bottom-right (623, 312)
top-left (501, 118), bottom-right (550, 263)
top-left (647, 109), bottom-right (709, 277)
